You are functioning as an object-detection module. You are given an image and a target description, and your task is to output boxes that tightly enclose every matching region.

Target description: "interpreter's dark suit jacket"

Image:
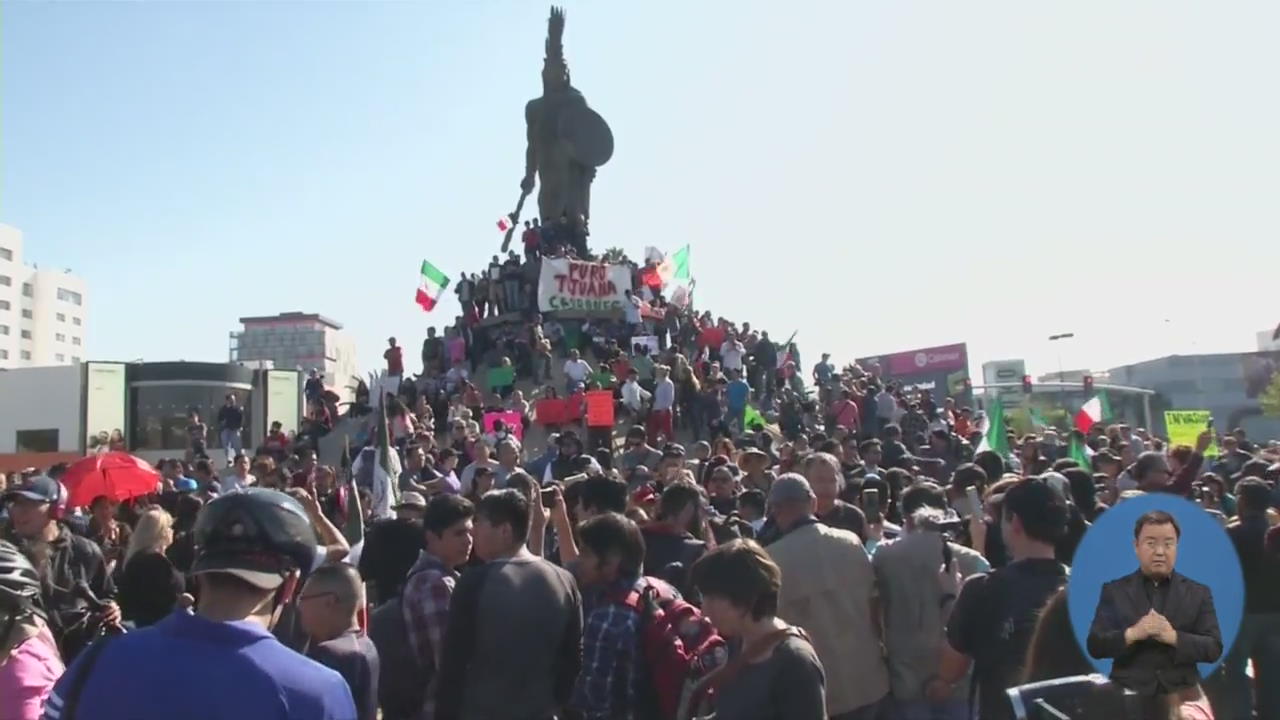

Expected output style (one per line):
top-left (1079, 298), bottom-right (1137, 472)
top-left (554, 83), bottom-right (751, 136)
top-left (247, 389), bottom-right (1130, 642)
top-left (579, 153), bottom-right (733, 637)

top-left (1086, 569), bottom-right (1223, 696)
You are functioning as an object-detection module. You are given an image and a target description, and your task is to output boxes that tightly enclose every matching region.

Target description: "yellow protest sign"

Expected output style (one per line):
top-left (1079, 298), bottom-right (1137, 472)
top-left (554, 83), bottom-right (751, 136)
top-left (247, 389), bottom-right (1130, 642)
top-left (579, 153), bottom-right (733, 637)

top-left (1163, 410), bottom-right (1219, 457)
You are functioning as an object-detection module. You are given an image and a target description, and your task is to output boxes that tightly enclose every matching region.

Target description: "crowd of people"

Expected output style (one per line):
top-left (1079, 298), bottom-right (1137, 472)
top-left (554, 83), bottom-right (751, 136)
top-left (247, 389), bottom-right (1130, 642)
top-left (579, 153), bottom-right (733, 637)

top-left (2, 239), bottom-right (1280, 720)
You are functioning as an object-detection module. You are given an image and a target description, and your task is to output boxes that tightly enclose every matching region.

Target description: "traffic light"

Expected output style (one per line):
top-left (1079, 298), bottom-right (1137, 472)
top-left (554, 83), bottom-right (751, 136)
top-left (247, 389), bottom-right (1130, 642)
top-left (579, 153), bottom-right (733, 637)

top-left (1083, 375), bottom-right (1094, 393)
top-left (962, 377), bottom-right (973, 392)
top-left (1022, 375), bottom-right (1033, 394)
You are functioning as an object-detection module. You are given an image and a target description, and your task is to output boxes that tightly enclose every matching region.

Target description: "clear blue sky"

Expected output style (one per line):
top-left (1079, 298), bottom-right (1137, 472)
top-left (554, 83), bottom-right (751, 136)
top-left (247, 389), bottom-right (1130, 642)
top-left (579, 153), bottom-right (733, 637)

top-left (4, 1), bottom-right (1277, 379)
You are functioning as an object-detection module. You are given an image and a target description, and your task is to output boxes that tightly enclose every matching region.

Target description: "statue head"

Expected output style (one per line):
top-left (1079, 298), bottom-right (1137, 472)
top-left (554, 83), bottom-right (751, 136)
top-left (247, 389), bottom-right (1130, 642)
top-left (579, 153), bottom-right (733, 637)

top-left (542, 6), bottom-right (570, 92)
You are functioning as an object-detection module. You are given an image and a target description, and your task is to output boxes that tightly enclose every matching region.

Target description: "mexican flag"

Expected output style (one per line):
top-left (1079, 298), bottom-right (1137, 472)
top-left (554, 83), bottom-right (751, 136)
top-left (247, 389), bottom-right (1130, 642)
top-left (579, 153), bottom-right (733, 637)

top-left (659, 245), bottom-right (691, 284)
top-left (415, 260), bottom-right (451, 312)
top-left (496, 215), bottom-right (513, 232)
top-left (1074, 392), bottom-right (1112, 433)
top-left (976, 399), bottom-right (1011, 458)
top-left (1068, 435), bottom-right (1091, 468)
top-left (1029, 407), bottom-right (1051, 430)
top-left (777, 330), bottom-right (798, 369)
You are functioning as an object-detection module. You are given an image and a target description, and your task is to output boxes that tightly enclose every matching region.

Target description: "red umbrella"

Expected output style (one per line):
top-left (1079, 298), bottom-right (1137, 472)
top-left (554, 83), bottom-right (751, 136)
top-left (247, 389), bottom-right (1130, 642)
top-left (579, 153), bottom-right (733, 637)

top-left (61, 452), bottom-right (162, 507)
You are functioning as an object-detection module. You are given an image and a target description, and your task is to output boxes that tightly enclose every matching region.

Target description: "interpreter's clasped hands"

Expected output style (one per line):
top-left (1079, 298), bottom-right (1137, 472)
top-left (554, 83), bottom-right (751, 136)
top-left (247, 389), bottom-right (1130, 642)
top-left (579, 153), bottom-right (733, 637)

top-left (1132, 609), bottom-right (1177, 646)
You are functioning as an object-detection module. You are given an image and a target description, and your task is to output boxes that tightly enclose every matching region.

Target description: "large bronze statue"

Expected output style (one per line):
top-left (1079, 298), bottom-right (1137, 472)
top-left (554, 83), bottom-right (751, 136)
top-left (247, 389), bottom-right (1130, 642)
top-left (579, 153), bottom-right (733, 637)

top-left (505, 6), bottom-right (613, 252)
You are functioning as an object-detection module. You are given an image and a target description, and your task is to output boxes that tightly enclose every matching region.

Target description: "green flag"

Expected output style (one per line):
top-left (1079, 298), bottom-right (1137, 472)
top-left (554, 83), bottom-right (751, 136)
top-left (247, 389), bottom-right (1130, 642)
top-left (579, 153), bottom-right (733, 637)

top-left (978, 399), bottom-right (1011, 458)
top-left (744, 404), bottom-right (767, 431)
top-left (1029, 407), bottom-right (1051, 430)
top-left (1099, 391), bottom-right (1114, 421)
top-left (670, 245), bottom-right (690, 281)
top-left (1068, 435), bottom-right (1090, 469)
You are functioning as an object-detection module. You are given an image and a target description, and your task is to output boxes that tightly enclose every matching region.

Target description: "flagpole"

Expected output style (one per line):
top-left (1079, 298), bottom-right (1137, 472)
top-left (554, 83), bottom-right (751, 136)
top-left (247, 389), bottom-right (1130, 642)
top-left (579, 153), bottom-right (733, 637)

top-left (500, 190), bottom-right (531, 253)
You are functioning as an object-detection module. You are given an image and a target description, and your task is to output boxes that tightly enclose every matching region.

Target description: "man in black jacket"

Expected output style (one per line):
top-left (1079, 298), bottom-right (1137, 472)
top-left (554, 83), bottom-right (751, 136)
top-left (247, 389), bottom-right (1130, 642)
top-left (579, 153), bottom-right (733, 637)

top-left (3, 475), bottom-right (118, 660)
top-left (1087, 510), bottom-right (1222, 696)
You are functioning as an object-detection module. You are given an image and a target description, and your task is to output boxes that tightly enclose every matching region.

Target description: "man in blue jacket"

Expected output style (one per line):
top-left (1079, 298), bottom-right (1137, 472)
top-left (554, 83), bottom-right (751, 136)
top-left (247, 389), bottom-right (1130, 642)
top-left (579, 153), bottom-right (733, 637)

top-left (43, 489), bottom-right (356, 720)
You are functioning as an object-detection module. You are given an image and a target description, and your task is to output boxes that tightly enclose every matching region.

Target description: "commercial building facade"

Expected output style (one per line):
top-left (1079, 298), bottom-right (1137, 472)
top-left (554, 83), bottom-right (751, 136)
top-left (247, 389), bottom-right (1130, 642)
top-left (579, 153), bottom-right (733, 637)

top-left (856, 342), bottom-right (973, 405)
top-left (0, 224), bottom-right (88, 369)
top-left (0, 360), bottom-right (301, 471)
top-left (230, 312), bottom-right (357, 401)
top-left (1107, 352), bottom-right (1280, 440)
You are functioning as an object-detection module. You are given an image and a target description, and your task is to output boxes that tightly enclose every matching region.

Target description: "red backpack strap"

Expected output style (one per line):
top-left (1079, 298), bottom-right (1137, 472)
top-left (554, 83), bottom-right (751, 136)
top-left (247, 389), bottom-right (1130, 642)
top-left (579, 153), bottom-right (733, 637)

top-left (695, 626), bottom-right (794, 697)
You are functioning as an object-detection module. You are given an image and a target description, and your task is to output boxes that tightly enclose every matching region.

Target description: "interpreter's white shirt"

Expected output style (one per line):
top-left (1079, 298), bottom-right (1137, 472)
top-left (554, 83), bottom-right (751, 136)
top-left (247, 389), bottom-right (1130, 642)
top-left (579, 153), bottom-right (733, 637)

top-left (564, 359), bottom-right (592, 383)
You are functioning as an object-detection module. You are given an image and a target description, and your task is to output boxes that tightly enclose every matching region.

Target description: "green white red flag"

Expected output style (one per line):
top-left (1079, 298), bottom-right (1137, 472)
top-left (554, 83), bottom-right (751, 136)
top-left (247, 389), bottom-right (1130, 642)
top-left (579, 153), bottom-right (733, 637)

top-left (415, 260), bottom-right (451, 312)
top-left (658, 245), bottom-right (691, 285)
top-left (1074, 392), bottom-right (1113, 433)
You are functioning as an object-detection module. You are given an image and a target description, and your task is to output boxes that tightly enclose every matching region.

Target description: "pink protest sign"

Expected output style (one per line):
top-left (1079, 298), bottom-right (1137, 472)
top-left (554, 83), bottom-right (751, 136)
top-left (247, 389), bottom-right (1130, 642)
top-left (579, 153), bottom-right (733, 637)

top-left (483, 410), bottom-right (525, 441)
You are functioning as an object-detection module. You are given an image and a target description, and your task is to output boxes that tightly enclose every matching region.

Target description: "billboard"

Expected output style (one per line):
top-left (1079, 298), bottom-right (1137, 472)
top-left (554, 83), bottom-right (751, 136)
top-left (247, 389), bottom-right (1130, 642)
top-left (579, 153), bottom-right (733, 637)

top-left (83, 362), bottom-right (127, 452)
top-left (265, 370), bottom-right (301, 436)
top-left (857, 342), bottom-right (971, 398)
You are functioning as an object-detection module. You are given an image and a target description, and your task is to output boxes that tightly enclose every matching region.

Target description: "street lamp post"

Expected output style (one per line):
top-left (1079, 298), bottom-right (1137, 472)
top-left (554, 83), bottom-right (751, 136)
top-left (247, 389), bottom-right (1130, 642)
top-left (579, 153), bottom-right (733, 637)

top-left (1044, 333), bottom-right (1075, 386)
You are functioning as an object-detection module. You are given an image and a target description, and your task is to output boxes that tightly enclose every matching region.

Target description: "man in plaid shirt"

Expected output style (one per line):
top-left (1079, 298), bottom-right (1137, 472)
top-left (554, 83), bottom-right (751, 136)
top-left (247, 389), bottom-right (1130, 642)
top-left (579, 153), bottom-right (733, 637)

top-left (572, 512), bottom-right (672, 720)
top-left (402, 495), bottom-right (474, 720)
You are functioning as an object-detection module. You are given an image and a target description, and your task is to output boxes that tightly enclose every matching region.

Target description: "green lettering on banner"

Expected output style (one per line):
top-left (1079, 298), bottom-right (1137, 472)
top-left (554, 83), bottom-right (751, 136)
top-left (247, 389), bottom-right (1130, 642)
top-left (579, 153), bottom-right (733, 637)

top-left (1163, 410), bottom-right (1219, 457)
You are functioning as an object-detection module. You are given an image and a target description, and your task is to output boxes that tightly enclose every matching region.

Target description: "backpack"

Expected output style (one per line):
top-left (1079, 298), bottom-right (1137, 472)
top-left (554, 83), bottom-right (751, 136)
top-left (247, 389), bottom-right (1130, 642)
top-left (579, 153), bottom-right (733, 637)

top-left (612, 579), bottom-right (728, 720)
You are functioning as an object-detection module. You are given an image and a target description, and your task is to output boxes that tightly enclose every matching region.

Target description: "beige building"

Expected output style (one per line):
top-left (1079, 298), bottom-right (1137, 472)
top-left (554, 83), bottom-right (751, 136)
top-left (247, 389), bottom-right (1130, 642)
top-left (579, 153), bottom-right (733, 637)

top-left (230, 312), bottom-right (358, 401)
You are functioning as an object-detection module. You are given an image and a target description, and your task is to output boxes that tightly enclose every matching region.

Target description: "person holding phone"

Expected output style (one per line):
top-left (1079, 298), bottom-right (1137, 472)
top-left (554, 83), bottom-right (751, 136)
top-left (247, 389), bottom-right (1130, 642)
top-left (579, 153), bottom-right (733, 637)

top-left (873, 481), bottom-right (991, 719)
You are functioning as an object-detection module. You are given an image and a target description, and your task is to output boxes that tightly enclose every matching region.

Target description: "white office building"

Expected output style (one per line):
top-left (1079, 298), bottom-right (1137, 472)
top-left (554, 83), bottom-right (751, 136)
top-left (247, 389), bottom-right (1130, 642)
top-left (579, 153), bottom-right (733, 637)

top-left (229, 312), bottom-right (358, 401)
top-left (0, 224), bottom-right (88, 369)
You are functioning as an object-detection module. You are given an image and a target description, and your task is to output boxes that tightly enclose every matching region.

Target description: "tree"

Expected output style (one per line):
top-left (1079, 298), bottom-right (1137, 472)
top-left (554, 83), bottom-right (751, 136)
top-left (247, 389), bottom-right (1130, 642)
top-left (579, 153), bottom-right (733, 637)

top-left (601, 246), bottom-right (627, 263)
top-left (1261, 372), bottom-right (1280, 417)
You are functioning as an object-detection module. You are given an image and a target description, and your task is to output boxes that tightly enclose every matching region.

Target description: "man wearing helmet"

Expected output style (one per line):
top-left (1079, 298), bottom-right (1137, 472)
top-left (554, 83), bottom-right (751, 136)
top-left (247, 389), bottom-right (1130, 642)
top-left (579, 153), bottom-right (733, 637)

top-left (2, 476), bottom-right (117, 662)
top-left (42, 488), bottom-right (356, 720)
top-left (0, 540), bottom-right (64, 719)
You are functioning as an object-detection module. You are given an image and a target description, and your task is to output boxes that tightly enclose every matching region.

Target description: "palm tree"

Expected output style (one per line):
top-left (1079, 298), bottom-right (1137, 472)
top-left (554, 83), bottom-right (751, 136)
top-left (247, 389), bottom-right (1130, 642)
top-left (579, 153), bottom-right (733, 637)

top-left (602, 246), bottom-right (627, 264)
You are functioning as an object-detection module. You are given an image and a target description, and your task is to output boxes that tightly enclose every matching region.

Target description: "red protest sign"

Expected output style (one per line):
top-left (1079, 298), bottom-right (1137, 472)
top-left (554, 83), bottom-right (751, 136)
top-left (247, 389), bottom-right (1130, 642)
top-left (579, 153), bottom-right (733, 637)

top-left (585, 390), bottom-right (615, 428)
top-left (535, 398), bottom-right (569, 425)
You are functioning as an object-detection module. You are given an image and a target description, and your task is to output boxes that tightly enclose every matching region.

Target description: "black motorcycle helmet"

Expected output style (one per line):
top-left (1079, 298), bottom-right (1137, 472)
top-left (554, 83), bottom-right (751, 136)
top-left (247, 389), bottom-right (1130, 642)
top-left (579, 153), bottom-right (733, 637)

top-left (191, 488), bottom-right (318, 590)
top-left (0, 540), bottom-right (43, 619)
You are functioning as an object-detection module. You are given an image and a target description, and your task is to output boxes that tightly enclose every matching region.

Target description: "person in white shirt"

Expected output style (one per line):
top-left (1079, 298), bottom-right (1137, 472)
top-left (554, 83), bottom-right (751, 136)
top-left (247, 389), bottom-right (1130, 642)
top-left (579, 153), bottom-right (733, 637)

top-left (721, 337), bottom-right (745, 373)
top-left (624, 290), bottom-right (643, 329)
top-left (445, 364), bottom-right (470, 394)
top-left (219, 453), bottom-right (256, 493)
top-left (621, 368), bottom-right (652, 417)
top-left (646, 365), bottom-right (676, 445)
top-left (563, 348), bottom-right (592, 393)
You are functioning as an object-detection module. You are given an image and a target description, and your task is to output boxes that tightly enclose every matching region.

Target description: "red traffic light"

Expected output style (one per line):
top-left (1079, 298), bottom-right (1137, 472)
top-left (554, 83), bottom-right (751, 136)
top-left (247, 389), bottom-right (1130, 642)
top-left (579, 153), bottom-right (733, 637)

top-left (1083, 375), bottom-right (1095, 392)
top-left (1022, 375), bottom-right (1033, 393)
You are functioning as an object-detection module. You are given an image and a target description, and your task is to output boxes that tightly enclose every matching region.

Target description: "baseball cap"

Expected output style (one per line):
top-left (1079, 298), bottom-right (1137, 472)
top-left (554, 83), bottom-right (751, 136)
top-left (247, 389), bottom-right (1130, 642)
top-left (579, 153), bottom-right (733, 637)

top-left (662, 443), bottom-right (686, 459)
top-left (175, 477), bottom-right (199, 493)
top-left (394, 492), bottom-right (427, 510)
top-left (3, 475), bottom-right (63, 504)
top-left (768, 473), bottom-right (816, 506)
